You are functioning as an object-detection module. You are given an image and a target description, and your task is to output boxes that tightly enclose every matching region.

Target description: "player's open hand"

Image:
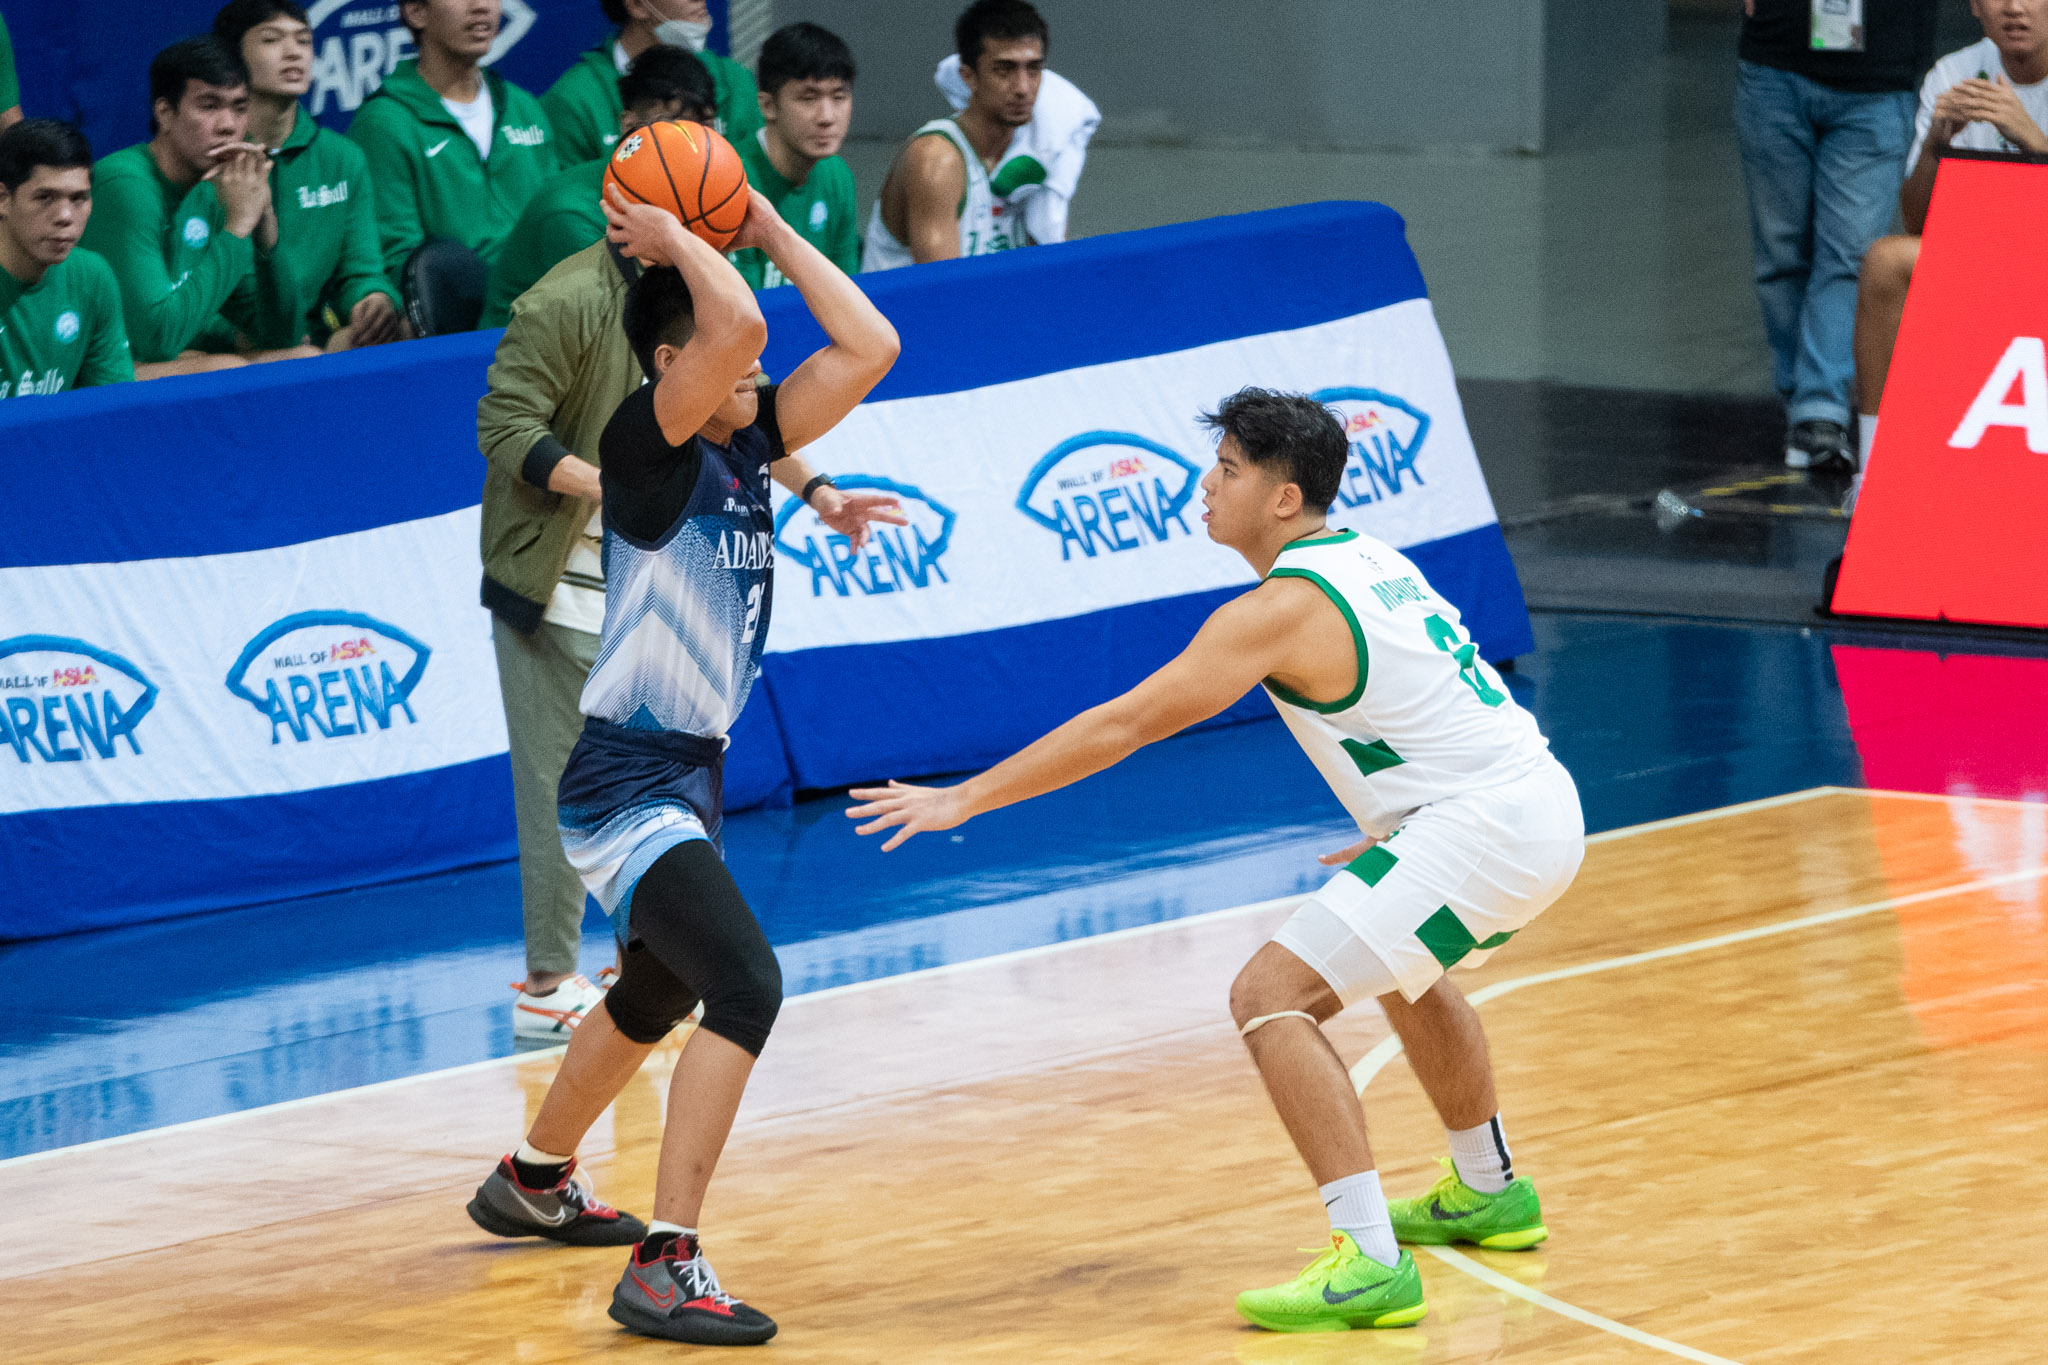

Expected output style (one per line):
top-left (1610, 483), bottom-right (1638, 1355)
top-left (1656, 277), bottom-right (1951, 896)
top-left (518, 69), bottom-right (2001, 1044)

top-left (846, 780), bottom-right (971, 851)
top-left (603, 183), bottom-right (686, 265)
top-left (812, 488), bottom-right (908, 552)
top-left (1943, 75), bottom-right (2048, 153)
top-left (1317, 834), bottom-right (1379, 867)
top-left (725, 187), bottom-right (790, 255)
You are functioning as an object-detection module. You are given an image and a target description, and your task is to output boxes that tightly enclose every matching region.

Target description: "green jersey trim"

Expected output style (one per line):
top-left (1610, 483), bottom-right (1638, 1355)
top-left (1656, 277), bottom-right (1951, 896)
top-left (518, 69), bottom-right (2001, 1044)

top-left (1278, 528), bottom-right (1359, 552)
top-left (1340, 736), bottom-right (1405, 776)
top-left (1263, 566), bottom-right (1367, 714)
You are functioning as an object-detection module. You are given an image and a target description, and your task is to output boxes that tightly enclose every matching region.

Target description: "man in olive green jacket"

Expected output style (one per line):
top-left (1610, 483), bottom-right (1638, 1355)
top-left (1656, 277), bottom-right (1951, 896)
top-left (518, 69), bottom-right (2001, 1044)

top-left (348, 0), bottom-right (556, 281)
top-left (543, 0), bottom-right (763, 165)
top-left (477, 232), bottom-right (896, 1037)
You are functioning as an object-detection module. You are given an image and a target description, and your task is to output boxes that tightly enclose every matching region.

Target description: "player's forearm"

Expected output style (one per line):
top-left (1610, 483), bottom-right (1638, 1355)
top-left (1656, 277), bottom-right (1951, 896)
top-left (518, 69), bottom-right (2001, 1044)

top-left (1899, 152), bottom-right (1938, 234)
top-left (958, 703), bottom-right (1155, 819)
top-left (666, 221), bottom-right (764, 350)
top-left (772, 452), bottom-right (821, 495)
top-left (761, 217), bottom-right (899, 370)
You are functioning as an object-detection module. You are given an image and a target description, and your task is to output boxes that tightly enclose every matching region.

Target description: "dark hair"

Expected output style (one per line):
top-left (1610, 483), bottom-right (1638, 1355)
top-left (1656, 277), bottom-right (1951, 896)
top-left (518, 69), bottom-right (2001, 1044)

top-left (757, 22), bottom-right (855, 96)
top-left (1198, 388), bottom-right (1348, 513)
top-left (149, 35), bottom-right (249, 130)
top-left (600, 0), bottom-right (629, 23)
top-left (212, 0), bottom-right (310, 52)
top-left (0, 120), bottom-right (95, 192)
top-left (956, 0), bottom-right (1048, 68)
top-left (623, 266), bottom-right (698, 381)
top-left (620, 46), bottom-right (717, 122)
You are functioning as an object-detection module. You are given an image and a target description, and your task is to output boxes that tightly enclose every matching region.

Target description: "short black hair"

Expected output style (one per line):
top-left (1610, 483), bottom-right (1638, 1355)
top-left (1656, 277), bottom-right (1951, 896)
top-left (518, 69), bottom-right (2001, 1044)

top-left (620, 46), bottom-right (717, 122)
top-left (623, 266), bottom-right (698, 381)
top-left (0, 120), bottom-right (95, 193)
top-left (600, 0), bottom-right (629, 23)
top-left (1198, 388), bottom-right (1348, 513)
top-left (150, 35), bottom-right (249, 124)
top-left (212, 0), bottom-right (310, 52)
top-left (757, 22), bottom-right (856, 96)
top-left (956, 0), bottom-right (1048, 68)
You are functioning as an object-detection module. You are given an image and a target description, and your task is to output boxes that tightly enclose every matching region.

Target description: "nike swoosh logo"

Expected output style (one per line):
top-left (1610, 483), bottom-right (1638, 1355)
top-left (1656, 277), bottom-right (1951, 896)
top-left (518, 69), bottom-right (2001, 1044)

top-left (632, 1267), bottom-right (678, 1309)
top-left (505, 1185), bottom-right (574, 1226)
top-left (1322, 1284), bottom-right (1372, 1304)
top-left (425, 139), bottom-right (450, 157)
top-left (1427, 1198), bottom-right (1469, 1222)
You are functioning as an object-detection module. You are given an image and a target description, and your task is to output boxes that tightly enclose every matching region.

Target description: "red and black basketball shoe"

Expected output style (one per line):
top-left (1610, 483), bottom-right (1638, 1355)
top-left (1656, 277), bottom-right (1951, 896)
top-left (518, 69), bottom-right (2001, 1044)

top-left (609, 1233), bottom-right (778, 1346)
top-left (465, 1155), bottom-right (646, 1246)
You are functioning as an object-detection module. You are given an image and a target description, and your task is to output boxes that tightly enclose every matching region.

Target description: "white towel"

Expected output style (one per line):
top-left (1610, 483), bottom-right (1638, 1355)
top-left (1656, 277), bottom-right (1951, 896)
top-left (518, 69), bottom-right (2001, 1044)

top-left (934, 54), bottom-right (1100, 244)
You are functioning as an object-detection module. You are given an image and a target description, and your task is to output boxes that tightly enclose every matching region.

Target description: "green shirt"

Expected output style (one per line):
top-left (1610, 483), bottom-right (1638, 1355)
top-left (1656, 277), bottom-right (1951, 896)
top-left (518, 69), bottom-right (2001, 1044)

top-left (257, 109), bottom-right (398, 347)
top-left (80, 144), bottom-right (285, 363)
top-left (479, 158), bottom-right (606, 329)
top-left (542, 41), bottom-right (763, 168)
top-left (0, 9), bottom-right (19, 114)
top-left (347, 60), bottom-right (557, 279)
top-left (729, 130), bottom-right (859, 289)
top-left (0, 248), bottom-right (134, 398)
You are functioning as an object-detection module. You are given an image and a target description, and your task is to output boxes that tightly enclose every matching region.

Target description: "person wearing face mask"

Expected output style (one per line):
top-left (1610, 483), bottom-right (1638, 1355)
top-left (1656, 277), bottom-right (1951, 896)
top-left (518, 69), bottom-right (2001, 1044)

top-left (348, 0), bottom-right (557, 284)
top-left (544, 0), bottom-right (763, 167)
top-left (213, 0), bottom-right (402, 352)
top-left (81, 35), bottom-right (316, 371)
top-left (729, 22), bottom-right (860, 290)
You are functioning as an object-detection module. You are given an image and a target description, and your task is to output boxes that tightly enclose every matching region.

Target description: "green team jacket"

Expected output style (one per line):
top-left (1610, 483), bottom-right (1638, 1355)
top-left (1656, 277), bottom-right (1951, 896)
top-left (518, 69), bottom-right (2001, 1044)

top-left (542, 41), bottom-right (763, 167)
top-left (475, 241), bottom-right (643, 631)
top-left (729, 131), bottom-right (859, 288)
top-left (258, 111), bottom-right (398, 347)
top-left (347, 60), bottom-right (557, 279)
top-left (81, 144), bottom-right (290, 362)
top-left (0, 8), bottom-right (19, 114)
top-left (478, 158), bottom-right (604, 329)
top-left (0, 248), bottom-right (134, 398)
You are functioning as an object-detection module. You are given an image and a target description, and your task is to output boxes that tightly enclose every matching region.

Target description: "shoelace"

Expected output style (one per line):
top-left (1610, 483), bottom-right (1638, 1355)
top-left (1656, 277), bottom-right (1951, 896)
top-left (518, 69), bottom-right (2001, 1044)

top-left (554, 1173), bottom-right (617, 1217)
top-left (676, 1249), bottom-right (743, 1309)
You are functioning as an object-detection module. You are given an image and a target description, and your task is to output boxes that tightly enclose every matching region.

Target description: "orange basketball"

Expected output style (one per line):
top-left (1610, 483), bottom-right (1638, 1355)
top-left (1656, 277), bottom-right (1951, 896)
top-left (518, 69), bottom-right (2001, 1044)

top-left (604, 119), bottom-right (750, 250)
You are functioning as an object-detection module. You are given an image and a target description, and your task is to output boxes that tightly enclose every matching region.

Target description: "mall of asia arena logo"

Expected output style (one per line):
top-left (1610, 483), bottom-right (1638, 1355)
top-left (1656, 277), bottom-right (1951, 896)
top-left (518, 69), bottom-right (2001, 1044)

top-left (305, 0), bottom-right (535, 118)
top-left (1315, 387), bottom-right (1432, 509)
top-left (225, 611), bottom-right (431, 745)
top-left (774, 475), bottom-right (957, 596)
top-left (0, 636), bottom-right (158, 763)
top-left (1016, 432), bottom-right (1201, 559)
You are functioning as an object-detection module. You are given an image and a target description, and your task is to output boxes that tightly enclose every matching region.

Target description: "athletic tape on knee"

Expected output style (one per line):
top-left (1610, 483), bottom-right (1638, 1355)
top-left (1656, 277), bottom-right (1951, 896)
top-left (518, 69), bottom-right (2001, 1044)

top-left (1238, 1009), bottom-right (1319, 1037)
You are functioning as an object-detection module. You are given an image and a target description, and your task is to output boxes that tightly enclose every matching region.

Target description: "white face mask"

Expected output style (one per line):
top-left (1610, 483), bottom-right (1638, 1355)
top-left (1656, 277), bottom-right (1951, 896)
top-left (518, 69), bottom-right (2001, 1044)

top-left (653, 18), bottom-right (712, 52)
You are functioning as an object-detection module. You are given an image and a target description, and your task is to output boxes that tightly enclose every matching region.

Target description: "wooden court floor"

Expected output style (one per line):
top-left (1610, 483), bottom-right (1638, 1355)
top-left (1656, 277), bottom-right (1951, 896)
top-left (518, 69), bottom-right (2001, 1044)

top-left (5, 787), bottom-right (2046, 1363)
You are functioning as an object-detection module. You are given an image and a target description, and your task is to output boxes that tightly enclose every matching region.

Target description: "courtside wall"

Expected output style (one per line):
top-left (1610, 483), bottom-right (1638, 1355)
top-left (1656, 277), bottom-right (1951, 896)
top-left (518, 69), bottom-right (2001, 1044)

top-left (0, 202), bottom-right (1531, 938)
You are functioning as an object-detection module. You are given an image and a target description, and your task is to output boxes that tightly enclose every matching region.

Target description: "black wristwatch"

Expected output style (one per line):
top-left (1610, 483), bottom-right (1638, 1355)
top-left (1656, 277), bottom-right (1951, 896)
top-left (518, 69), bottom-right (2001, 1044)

top-left (801, 473), bottom-right (837, 505)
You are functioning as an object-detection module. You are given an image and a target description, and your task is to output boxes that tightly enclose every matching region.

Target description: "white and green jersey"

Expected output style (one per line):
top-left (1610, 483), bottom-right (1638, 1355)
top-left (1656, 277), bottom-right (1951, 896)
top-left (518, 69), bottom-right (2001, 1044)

top-left (1264, 529), bottom-right (1552, 839)
top-left (862, 117), bottom-right (1042, 272)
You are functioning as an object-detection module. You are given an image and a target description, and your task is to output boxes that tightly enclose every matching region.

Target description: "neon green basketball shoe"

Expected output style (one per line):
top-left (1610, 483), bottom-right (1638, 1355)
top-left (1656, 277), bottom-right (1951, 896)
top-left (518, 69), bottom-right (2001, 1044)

top-left (1388, 1157), bottom-right (1548, 1249)
top-left (1234, 1232), bottom-right (1427, 1333)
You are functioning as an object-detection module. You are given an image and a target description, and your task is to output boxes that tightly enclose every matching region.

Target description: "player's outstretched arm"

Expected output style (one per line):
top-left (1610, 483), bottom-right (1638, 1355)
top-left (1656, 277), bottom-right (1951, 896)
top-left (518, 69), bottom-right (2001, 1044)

top-left (740, 189), bottom-right (901, 451)
top-left (603, 185), bottom-right (766, 444)
top-left (769, 450), bottom-right (908, 551)
top-left (846, 588), bottom-right (1305, 851)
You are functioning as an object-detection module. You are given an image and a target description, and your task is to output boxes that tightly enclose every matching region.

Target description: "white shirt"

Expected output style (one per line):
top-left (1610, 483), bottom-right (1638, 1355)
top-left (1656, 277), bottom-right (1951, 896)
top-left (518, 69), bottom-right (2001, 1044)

top-left (442, 86), bottom-right (496, 162)
top-left (1909, 38), bottom-right (2048, 169)
top-left (543, 508), bottom-right (606, 635)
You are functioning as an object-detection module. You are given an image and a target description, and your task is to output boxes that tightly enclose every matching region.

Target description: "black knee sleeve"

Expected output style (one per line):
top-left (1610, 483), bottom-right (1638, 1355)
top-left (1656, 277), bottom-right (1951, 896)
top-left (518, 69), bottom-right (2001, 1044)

top-left (630, 840), bottom-right (783, 1057)
top-left (602, 939), bottom-right (700, 1045)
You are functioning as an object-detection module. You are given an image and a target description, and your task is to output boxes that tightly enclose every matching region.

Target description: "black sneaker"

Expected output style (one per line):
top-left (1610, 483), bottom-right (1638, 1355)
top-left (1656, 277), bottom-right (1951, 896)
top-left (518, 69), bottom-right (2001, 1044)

top-left (609, 1233), bottom-right (778, 1346)
top-left (1786, 419), bottom-right (1853, 471)
top-left (466, 1155), bottom-right (646, 1246)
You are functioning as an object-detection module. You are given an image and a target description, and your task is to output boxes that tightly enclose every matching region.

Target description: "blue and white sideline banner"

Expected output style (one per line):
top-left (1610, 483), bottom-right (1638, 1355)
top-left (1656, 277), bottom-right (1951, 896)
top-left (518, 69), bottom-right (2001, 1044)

top-left (0, 202), bottom-right (1529, 939)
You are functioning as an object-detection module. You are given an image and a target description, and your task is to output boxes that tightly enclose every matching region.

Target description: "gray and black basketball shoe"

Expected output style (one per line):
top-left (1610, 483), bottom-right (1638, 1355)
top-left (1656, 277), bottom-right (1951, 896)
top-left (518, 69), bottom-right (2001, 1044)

top-left (466, 1156), bottom-right (646, 1246)
top-left (609, 1233), bottom-right (778, 1346)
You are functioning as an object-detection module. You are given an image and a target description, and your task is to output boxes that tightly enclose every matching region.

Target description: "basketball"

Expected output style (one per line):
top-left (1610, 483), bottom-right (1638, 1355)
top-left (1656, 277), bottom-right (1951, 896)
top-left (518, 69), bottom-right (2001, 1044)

top-left (604, 119), bottom-right (750, 250)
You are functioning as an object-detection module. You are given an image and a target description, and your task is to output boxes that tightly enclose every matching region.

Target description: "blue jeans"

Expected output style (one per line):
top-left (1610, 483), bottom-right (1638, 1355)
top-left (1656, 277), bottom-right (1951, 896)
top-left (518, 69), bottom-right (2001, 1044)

top-left (1734, 61), bottom-right (1914, 427)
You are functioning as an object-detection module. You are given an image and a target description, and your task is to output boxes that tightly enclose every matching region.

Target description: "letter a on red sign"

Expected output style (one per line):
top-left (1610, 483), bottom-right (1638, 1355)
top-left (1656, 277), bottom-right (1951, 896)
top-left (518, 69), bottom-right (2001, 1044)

top-left (1832, 157), bottom-right (2048, 627)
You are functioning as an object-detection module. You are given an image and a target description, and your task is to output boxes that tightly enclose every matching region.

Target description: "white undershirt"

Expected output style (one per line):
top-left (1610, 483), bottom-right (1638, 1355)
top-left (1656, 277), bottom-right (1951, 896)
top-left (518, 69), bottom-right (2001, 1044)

top-left (442, 86), bottom-right (496, 162)
top-left (543, 507), bottom-right (606, 635)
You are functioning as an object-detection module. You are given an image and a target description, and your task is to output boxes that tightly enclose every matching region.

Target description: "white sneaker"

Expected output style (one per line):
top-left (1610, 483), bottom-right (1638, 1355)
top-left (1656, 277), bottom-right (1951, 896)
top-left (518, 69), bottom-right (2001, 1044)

top-left (511, 973), bottom-right (607, 1041)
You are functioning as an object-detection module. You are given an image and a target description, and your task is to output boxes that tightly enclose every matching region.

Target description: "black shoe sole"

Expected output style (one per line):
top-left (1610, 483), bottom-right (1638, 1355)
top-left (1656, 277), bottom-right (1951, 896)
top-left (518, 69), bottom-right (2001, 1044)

top-left (465, 1192), bottom-right (646, 1246)
top-left (609, 1296), bottom-right (778, 1346)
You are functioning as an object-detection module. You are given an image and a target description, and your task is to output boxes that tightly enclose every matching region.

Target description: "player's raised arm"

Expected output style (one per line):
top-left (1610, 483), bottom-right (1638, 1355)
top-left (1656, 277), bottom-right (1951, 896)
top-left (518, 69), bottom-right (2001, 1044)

top-left (603, 184), bottom-right (766, 444)
top-left (734, 188), bottom-right (901, 450)
top-left (847, 584), bottom-right (1321, 850)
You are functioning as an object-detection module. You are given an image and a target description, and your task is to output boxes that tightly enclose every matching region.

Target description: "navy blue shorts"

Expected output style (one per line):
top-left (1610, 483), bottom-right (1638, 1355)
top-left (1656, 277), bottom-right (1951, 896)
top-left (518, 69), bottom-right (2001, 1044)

top-left (557, 718), bottom-right (724, 926)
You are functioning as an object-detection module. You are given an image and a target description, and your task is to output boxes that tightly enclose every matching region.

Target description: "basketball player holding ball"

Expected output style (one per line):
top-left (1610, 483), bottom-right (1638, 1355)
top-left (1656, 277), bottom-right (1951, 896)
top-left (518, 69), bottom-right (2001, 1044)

top-left (462, 123), bottom-right (902, 1347)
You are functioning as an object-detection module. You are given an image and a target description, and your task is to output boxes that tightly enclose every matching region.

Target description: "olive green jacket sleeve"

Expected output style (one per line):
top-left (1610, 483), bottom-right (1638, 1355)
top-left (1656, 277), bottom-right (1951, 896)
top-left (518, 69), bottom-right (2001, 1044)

top-left (83, 162), bottom-right (255, 363)
top-left (477, 271), bottom-right (599, 489)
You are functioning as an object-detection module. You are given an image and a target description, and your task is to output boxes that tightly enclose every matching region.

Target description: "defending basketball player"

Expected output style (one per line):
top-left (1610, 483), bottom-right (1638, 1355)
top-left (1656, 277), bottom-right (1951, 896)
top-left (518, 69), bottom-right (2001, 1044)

top-left (847, 390), bottom-right (1584, 1333)
top-left (462, 176), bottom-right (900, 1346)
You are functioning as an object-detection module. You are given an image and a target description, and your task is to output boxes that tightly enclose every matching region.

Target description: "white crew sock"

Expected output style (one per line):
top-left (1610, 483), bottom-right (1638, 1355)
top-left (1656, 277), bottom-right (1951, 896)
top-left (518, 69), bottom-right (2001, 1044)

top-left (647, 1220), bottom-right (695, 1239)
top-left (1856, 414), bottom-right (1878, 471)
top-left (1320, 1170), bottom-right (1398, 1267)
top-left (1448, 1115), bottom-right (1513, 1194)
top-left (514, 1140), bottom-right (573, 1167)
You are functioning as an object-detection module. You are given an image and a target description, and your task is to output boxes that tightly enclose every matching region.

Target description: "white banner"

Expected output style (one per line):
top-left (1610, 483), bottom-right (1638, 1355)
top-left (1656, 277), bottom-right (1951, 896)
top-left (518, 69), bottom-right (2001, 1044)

top-left (767, 299), bottom-right (1495, 651)
top-left (0, 508), bottom-right (504, 814)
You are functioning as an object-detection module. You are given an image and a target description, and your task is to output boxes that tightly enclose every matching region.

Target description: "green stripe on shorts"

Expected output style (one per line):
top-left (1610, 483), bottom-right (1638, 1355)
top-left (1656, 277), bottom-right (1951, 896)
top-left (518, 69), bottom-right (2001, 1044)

top-left (1348, 844), bottom-right (1398, 886)
top-left (1416, 906), bottom-right (1478, 968)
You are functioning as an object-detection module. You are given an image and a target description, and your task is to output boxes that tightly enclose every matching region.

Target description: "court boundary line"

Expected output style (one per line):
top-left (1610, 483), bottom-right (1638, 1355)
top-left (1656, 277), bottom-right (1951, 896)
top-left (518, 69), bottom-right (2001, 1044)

top-left (0, 785), bottom-right (1907, 1171)
top-left (1353, 859), bottom-right (2048, 1364)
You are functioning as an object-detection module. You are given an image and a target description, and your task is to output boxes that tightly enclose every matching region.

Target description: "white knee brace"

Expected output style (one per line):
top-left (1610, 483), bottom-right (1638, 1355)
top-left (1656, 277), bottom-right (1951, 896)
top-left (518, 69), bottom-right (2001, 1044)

top-left (1238, 1009), bottom-right (1319, 1037)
